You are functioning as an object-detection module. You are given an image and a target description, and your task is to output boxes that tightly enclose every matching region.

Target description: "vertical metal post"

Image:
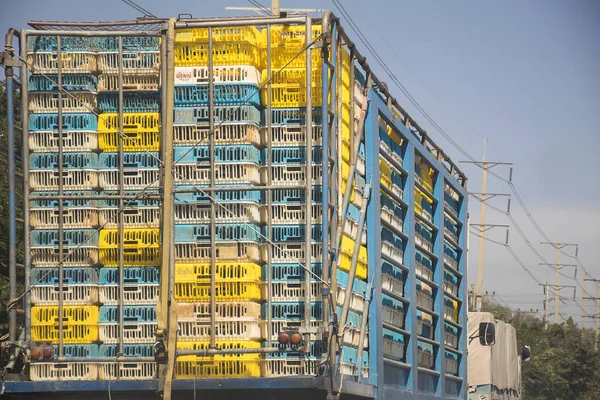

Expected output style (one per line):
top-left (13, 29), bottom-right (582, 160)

top-left (6, 49), bottom-right (17, 343)
top-left (596, 279), bottom-right (599, 351)
top-left (20, 29), bottom-right (31, 342)
top-left (458, 178), bottom-right (468, 400)
top-left (118, 35), bottom-right (125, 355)
top-left (321, 16), bottom-right (331, 335)
top-left (208, 26), bottom-right (216, 349)
top-left (554, 248), bottom-right (560, 324)
top-left (56, 35), bottom-right (64, 358)
top-left (406, 141), bottom-right (418, 392)
top-left (475, 138), bottom-right (487, 312)
top-left (304, 15), bottom-right (313, 353)
top-left (544, 282), bottom-right (549, 330)
top-left (271, 0), bottom-right (280, 16)
top-left (266, 23), bottom-right (273, 348)
top-left (582, 269), bottom-right (586, 328)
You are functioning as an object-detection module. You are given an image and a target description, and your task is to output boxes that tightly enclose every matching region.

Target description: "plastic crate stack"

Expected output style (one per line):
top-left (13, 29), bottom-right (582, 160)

top-left (172, 26), bottom-right (265, 379)
top-left (258, 25), bottom-right (326, 378)
top-left (26, 35), bottom-right (102, 382)
top-left (377, 117), bottom-right (409, 368)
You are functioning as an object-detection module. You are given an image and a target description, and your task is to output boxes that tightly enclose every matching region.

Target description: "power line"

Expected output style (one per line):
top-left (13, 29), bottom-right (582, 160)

top-left (121, 0), bottom-right (157, 18)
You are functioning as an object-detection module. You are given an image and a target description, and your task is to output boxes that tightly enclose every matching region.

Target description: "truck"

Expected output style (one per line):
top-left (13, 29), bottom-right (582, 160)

top-left (0, 9), bottom-right (474, 400)
top-left (468, 312), bottom-right (522, 400)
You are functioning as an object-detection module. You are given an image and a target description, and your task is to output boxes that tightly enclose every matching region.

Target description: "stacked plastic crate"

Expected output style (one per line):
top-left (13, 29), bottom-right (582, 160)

top-left (378, 118), bottom-right (409, 368)
top-left (337, 48), bottom-right (371, 379)
top-left (258, 24), bottom-right (326, 378)
top-left (172, 27), bottom-right (264, 379)
top-left (95, 36), bottom-right (162, 380)
top-left (26, 35), bottom-right (101, 381)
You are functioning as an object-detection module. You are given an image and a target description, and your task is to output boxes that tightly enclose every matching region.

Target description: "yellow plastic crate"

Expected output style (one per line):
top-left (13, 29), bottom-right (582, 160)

top-left (175, 262), bottom-right (262, 283)
top-left (98, 131), bottom-right (160, 152)
top-left (175, 341), bottom-right (261, 379)
top-left (263, 25), bottom-right (323, 49)
top-left (380, 160), bottom-right (392, 190)
top-left (175, 281), bottom-right (262, 302)
top-left (31, 306), bottom-right (99, 344)
top-left (99, 228), bottom-right (160, 267)
top-left (339, 234), bottom-right (368, 280)
top-left (175, 26), bottom-right (261, 45)
top-left (260, 68), bottom-right (322, 107)
top-left (98, 113), bottom-right (160, 134)
top-left (174, 42), bottom-right (263, 69)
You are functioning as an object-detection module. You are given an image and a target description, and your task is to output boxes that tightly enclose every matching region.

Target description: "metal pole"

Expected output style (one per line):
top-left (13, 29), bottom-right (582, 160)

top-left (554, 248), bottom-right (560, 325)
top-left (266, 23), bottom-right (273, 348)
top-left (544, 282), bottom-right (549, 330)
top-left (271, 0), bottom-right (280, 16)
top-left (118, 35), bottom-right (125, 356)
top-left (304, 14), bottom-right (313, 354)
top-left (5, 41), bottom-right (17, 343)
top-left (208, 26), bottom-right (216, 349)
top-left (475, 138), bottom-right (487, 311)
top-left (596, 276), bottom-right (599, 351)
top-left (582, 269), bottom-right (586, 328)
top-left (20, 29), bottom-right (31, 342)
top-left (56, 35), bottom-right (64, 358)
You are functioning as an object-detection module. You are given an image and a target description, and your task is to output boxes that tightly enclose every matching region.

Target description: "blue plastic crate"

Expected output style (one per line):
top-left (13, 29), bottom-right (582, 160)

top-left (415, 222), bottom-right (434, 243)
top-left (417, 340), bottom-right (434, 354)
top-left (268, 107), bottom-right (323, 126)
top-left (29, 152), bottom-right (99, 170)
top-left (174, 188), bottom-right (262, 204)
top-left (27, 35), bottom-right (95, 52)
top-left (52, 344), bottom-right (99, 358)
top-left (97, 92), bottom-right (161, 113)
top-left (382, 260), bottom-right (404, 282)
top-left (173, 145), bottom-right (262, 165)
top-left (174, 105), bottom-right (261, 125)
top-left (336, 270), bottom-right (367, 296)
top-left (379, 128), bottom-right (403, 159)
top-left (444, 193), bottom-right (460, 214)
top-left (29, 113), bottom-right (98, 132)
top-left (422, 200), bottom-right (434, 216)
top-left (30, 229), bottom-right (99, 247)
top-left (337, 308), bottom-right (364, 329)
top-left (381, 192), bottom-right (404, 220)
top-left (271, 224), bottom-right (322, 242)
top-left (28, 74), bottom-right (97, 92)
top-left (267, 146), bottom-right (323, 165)
top-left (383, 294), bottom-right (404, 313)
top-left (271, 185), bottom-right (322, 204)
top-left (444, 270), bottom-right (459, 287)
top-left (31, 267), bottom-right (98, 285)
top-left (99, 152), bottom-right (161, 170)
top-left (29, 190), bottom-right (99, 208)
top-left (268, 341), bottom-right (324, 358)
top-left (99, 267), bottom-right (160, 285)
top-left (341, 345), bottom-right (369, 367)
top-left (174, 223), bottom-right (262, 243)
top-left (265, 263), bottom-right (322, 281)
top-left (99, 305), bottom-right (156, 323)
top-left (416, 251), bottom-right (433, 269)
top-left (346, 203), bottom-right (360, 222)
top-left (262, 301), bottom-right (323, 320)
top-left (97, 190), bottom-right (160, 209)
top-left (444, 243), bottom-right (459, 262)
top-left (383, 328), bottom-right (405, 343)
top-left (444, 322), bottom-right (459, 335)
top-left (99, 343), bottom-right (154, 357)
top-left (381, 227), bottom-right (404, 250)
top-left (174, 83), bottom-right (261, 107)
top-left (94, 36), bottom-right (160, 52)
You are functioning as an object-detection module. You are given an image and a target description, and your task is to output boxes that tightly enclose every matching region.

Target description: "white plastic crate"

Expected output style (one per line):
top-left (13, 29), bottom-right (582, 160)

top-left (30, 207), bottom-right (98, 229)
top-left (265, 242), bottom-right (322, 263)
top-left (177, 301), bottom-right (261, 321)
top-left (261, 320), bottom-right (321, 341)
top-left (266, 204), bottom-right (322, 224)
top-left (339, 362), bottom-right (369, 379)
top-left (445, 332), bottom-right (459, 349)
top-left (445, 306), bottom-right (457, 323)
top-left (415, 233), bottom-right (434, 253)
top-left (382, 274), bottom-right (404, 298)
top-left (382, 306), bottom-right (404, 330)
top-left (174, 163), bottom-right (261, 186)
top-left (416, 262), bottom-right (434, 282)
top-left (31, 248), bottom-right (99, 267)
top-left (98, 207), bottom-right (160, 228)
top-left (444, 281), bottom-right (458, 297)
top-left (336, 285), bottom-right (366, 314)
top-left (383, 339), bottom-right (404, 361)
top-left (417, 292), bottom-right (434, 311)
top-left (99, 284), bottom-right (159, 305)
top-left (175, 242), bottom-right (263, 263)
top-left (264, 281), bottom-right (322, 302)
top-left (267, 125), bottom-right (322, 146)
top-left (174, 123), bottom-right (262, 147)
top-left (356, 155), bottom-right (366, 177)
top-left (265, 165), bottom-right (323, 186)
top-left (29, 131), bottom-right (98, 153)
top-left (381, 209), bottom-right (403, 234)
top-left (175, 202), bottom-right (261, 224)
top-left (31, 284), bottom-right (98, 306)
top-left (98, 73), bottom-right (160, 91)
top-left (419, 350), bottom-right (434, 369)
top-left (99, 323), bottom-right (157, 344)
top-left (98, 169), bottom-right (160, 191)
top-left (29, 170), bottom-right (98, 191)
top-left (97, 51), bottom-right (160, 74)
top-left (177, 319), bottom-right (263, 341)
top-left (98, 362), bottom-right (157, 380)
top-left (175, 65), bottom-right (261, 85)
top-left (342, 327), bottom-right (369, 349)
top-left (343, 217), bottom-right (367, 246)
top-left (444, 255), bottom-right (459, 271)
top-left (27, 52), bottom-right (97, 74)
top-left (30, 362), bottom-right (98, 381)
top-left (445, 358), bottom-right (458, 375)
top-left (382, 241), bottom-right (404, 264)
top-left (261, 358), bottom-right (317, 377)
top-left (29, 92), bottom-right (96, 113)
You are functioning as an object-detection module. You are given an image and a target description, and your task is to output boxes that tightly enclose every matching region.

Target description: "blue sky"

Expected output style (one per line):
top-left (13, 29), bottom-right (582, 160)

top-left (2, 0), bottom-right (599, 324)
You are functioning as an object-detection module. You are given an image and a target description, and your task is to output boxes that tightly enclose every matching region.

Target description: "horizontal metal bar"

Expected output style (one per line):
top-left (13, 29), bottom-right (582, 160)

top-left (52, 357), bottom-right (155, 363)
top-left (382, 358), bottom-right (412, 370)
top-left (28, 19), bottom-right (167, 28)
top-left (176, 347), bottom-right (287, 356)
top-left (174, 185), bottom-right (306, 193)
top-left (23, 29), bottom-right (161, 37)
top-left (175, 15), bottom-right (307, 28)
top-left (29, 195), bottom-right (161, 201)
